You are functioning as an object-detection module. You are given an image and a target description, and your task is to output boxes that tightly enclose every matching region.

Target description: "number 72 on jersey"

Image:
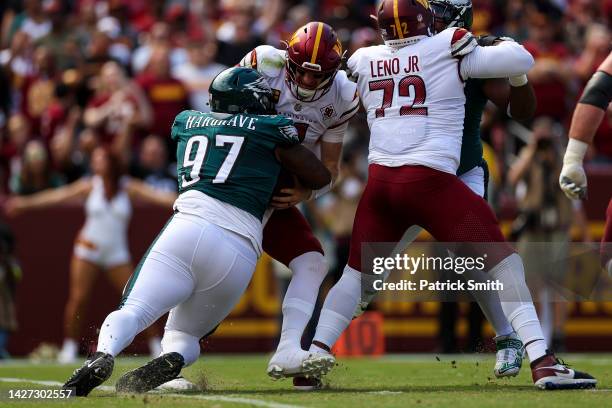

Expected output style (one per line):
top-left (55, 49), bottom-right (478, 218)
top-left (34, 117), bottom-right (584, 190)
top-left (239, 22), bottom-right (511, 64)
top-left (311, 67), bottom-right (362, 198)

top-left (368, 75), bottom-right (428, 118)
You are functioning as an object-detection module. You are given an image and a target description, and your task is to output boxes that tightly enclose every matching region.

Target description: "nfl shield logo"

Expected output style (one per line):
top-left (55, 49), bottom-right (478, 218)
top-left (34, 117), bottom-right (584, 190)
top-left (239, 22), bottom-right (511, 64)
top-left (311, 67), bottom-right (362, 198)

top-left (320, 104), bottom-right (337, 120)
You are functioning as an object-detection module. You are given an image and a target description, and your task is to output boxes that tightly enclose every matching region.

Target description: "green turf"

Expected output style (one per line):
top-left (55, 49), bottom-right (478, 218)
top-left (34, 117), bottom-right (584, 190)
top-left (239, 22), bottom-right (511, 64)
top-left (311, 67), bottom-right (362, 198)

top-left (0, 354), bottom-right (610, 407)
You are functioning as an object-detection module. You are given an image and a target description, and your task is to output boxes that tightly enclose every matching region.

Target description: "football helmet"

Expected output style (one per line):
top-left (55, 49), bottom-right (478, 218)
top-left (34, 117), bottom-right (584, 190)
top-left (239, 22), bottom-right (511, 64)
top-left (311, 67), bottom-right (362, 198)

top-left (376, 0), bottom-right (434, 47)
top-left (285, 22), bottom-right (343, 102)
top-left (209, 67), bottom-right (274, 114)
top-left (431, 0), bottom-right (473, 31)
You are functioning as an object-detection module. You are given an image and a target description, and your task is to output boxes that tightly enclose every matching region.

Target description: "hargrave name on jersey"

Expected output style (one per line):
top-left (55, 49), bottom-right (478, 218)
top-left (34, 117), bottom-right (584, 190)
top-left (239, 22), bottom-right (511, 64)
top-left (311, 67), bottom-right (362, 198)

top-left (370, 55), bottom-right (421, 77)
top-left (185, 114), bottom-right (259, 131)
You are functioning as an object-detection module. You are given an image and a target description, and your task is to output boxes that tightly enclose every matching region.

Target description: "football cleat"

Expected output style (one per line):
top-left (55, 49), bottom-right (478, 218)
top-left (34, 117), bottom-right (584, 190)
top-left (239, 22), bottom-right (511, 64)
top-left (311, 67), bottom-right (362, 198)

top-left (267, 347), bottom-right (335, 379)
top-left (293, 376), bottom-right (323, 391)
top-left (267, 346), bottom-right (314, 379)
top-left (301, 351), bottom-right (336, 378)
top-left (154, 375), bottom-right (198, 391)
top-left (62, 351), bottom-right (114, 396)
top-left (116, 352), bottom-right (185, 393)
top-left (493, 332), bottom-right (524, 378)
top-left (531, 353), bottom-right (597, 390)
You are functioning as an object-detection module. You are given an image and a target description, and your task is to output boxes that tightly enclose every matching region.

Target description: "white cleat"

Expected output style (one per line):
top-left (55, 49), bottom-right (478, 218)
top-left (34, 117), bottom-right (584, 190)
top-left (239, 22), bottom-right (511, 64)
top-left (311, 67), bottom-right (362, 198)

top-left (267, 347), bottom-right (335, 379)
top-left (154, 375), bottom-right (198, 391)
top-left (267, 347), bottom-right (313, 379)
top-left (301, 352), bottom-right (335, 378)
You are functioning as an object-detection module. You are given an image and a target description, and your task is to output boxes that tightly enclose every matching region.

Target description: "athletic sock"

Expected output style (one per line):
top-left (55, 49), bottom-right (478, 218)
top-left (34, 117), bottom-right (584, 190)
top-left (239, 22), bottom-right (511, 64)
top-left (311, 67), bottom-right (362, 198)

top-left (487, 253), bottom-right (547, 362)
top-left (311, 265), bottom-right (362, 349)
top-left (463, 268), bottom-right (514, 337)
top-left (277, 252), bottom-right (328, 350)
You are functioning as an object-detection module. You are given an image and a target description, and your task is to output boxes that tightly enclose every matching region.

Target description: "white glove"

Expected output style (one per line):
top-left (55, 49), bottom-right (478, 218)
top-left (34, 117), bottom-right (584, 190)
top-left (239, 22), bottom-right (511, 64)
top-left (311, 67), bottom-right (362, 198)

top-left (559, 139), bottom-right (589, 199)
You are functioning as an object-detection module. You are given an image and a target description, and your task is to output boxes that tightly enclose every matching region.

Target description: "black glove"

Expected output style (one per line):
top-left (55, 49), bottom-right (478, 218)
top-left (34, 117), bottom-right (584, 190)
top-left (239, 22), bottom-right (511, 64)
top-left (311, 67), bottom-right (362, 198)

top-left (477, 35), bottom-right (502, 47)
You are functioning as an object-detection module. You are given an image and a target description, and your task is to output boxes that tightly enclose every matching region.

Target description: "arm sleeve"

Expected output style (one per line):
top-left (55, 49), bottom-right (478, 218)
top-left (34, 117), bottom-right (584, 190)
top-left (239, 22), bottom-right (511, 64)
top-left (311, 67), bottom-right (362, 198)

top-left (460, 41), bottom-right (535, 81)
top-left (578, 71), bottom-right (612, 110)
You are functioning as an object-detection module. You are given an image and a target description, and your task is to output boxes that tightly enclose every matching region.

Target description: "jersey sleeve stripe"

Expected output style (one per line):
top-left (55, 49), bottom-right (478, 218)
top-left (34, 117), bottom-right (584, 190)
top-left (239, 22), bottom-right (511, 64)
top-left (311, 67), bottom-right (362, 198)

top-left (339, 103), bottom-right (359, 119)
top-left (328, 115), bottom-right (353, 129)
top-left (451, 35), bottom-right (476, 57)
top-left (451, 28), bottom-right (469, 44)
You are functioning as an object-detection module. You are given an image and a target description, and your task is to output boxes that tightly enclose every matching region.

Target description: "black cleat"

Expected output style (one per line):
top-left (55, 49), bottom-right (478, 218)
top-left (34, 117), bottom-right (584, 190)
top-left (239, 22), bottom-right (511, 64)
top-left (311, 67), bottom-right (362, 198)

top-left (116, 352), bottom-right (185, 393)
top-left (63, 352), bottom-right (114, 397)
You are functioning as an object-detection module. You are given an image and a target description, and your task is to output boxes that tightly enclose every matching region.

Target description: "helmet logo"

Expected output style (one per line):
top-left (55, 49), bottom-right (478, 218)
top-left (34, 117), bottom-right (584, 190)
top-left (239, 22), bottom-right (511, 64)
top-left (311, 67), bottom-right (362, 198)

top-left (417, 14), bottom-right (423, 22)
top-left (288, 33), bottom-right (300, 47)
top-left (332, 40), bottom-right (342, 57)
top-left (416, 0), bottom-right (431, 9)
top-left (243, 76), bottom-right (271, 93)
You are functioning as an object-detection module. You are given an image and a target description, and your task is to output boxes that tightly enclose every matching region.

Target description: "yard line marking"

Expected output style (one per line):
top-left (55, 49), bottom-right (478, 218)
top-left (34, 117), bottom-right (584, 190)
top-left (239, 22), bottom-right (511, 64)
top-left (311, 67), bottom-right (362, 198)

top-left (0, 377), bottom-right (305, 408)
top-left (0, 377), bottom-right (114, 391)
top-left (164, 393), bottom-right (306, 407)
top-left (367, 391), bottom-right (403, 395)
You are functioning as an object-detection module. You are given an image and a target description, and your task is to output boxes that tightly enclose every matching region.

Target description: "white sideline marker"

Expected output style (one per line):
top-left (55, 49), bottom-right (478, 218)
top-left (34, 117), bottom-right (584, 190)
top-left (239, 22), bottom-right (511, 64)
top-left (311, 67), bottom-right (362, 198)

top-left (0, 377), bottom-right (305, 408)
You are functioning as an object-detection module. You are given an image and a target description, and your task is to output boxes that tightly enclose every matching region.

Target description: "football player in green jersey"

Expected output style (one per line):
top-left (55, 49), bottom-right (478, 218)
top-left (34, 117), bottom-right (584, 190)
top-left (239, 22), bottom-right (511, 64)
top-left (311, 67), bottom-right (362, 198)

top-left (63, 67), bottom-right (331, 396)
top-left (431, 0), bottom-right (536, 378)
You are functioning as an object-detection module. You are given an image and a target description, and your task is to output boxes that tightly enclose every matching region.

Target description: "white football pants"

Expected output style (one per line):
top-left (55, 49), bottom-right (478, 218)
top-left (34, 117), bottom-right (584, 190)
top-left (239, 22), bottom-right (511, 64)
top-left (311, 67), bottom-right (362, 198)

top-left (97, 211), bottom-right (257, 365)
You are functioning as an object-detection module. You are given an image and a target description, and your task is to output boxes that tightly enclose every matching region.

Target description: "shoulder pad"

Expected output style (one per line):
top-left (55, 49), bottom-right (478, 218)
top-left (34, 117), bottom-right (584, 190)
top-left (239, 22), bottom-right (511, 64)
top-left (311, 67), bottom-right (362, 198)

top-left (450, 28), bottom-right (477, 58)
top-left (252, 45), bottom-right (286, 78)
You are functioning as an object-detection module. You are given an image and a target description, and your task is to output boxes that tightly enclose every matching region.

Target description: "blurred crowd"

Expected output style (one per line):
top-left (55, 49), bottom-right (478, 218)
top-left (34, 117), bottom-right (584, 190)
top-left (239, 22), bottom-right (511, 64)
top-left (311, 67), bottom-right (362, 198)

top-left (0, 0), bottom-right (611, 355)
top-left (0, 0), bottom-right (610, 195)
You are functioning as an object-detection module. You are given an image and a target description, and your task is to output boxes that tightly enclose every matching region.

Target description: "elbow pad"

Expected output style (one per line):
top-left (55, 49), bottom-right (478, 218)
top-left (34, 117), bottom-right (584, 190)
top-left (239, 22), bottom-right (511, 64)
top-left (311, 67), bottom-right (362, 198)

top-left (579, 71), bottom-right (612, 110)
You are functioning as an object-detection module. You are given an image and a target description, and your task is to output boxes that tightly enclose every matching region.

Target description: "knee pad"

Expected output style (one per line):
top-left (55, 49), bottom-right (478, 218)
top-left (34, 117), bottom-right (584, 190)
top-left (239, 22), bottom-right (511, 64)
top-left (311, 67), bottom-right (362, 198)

top-left (161, 330), bottom-right (201, 366)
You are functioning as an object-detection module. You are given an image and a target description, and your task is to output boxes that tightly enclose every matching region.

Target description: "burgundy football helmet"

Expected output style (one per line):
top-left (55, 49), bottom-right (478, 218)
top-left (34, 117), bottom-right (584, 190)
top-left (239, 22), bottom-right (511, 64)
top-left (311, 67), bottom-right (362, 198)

top-left (284, 22), bottom-right (344, 102)
top-left (376, 0), bottom-right (434, 47)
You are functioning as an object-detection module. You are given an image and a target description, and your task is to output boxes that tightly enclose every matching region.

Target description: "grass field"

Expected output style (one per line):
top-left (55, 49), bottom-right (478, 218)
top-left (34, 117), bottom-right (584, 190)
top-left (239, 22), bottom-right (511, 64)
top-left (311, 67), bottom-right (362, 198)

top-left (0, 354), bottom-right (610, 407)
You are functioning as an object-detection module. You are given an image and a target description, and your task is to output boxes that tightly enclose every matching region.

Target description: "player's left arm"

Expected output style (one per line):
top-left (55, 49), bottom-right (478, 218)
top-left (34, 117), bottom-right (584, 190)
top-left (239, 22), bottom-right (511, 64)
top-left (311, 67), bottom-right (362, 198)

top-left (483, 77), bottom-right (536, 121)
top-left (458, 32), bottom-right (534, 80)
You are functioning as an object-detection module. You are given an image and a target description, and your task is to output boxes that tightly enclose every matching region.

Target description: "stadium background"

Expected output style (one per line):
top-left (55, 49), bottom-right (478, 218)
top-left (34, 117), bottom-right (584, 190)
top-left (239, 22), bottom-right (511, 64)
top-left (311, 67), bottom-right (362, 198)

top-left (0, 0), bottom-right (611, 357)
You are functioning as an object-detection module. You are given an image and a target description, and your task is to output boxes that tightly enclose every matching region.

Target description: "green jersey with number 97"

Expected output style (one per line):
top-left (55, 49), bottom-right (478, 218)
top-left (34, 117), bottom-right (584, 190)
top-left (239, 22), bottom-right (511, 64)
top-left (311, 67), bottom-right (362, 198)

top-left (171, 110), bottom-right (300, 220)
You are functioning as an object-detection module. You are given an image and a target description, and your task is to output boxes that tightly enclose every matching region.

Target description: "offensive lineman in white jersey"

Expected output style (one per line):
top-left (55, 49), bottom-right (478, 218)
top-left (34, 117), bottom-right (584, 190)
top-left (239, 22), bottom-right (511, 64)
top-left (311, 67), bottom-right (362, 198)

top-left (294, 0), bottom-right (596, 390)
top-left (158, 22), bottom-right (358, 391)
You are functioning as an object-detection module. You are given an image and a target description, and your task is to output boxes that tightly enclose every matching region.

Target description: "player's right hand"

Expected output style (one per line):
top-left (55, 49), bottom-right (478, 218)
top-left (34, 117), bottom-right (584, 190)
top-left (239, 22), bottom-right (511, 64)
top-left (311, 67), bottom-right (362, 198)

top-left (559, 162), bottom-right (587, 199)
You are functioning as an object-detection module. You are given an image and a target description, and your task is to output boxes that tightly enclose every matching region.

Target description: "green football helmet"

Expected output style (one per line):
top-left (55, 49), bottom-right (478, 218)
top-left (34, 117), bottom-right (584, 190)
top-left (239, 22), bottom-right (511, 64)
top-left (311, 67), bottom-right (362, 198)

top-left (431, 0), bottom-right (473, 31)
top-left (209, 67), bottom-right (274, 115)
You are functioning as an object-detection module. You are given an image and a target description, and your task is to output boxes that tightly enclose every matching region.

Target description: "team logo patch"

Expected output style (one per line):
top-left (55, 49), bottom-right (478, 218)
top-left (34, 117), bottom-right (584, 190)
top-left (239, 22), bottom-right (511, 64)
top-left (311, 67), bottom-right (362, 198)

top-left (279, 125), bottom-right (299, 141)
top-left (320, 104), bottom-right (337, 120)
